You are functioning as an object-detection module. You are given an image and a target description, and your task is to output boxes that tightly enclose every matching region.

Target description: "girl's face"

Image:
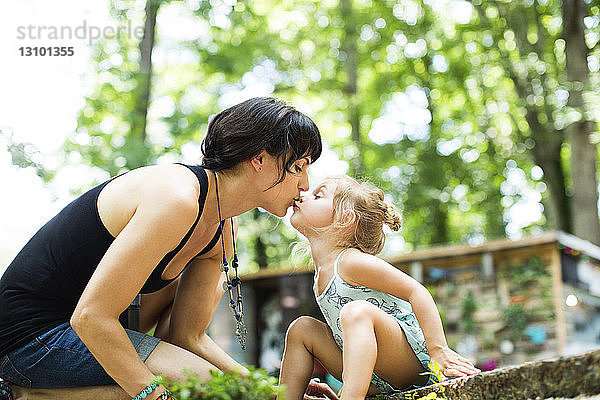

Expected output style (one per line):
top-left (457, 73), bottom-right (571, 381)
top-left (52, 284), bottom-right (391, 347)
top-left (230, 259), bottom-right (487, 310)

top-left (260, 156), bottom-right (311, 217)
top-left (290, 180), bottom-right (335, 235)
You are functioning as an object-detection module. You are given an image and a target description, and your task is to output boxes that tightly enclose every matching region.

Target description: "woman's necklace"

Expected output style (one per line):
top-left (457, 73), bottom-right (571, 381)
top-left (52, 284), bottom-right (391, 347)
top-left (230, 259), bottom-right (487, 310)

top-left (214, 172), bottom-right (247, 350)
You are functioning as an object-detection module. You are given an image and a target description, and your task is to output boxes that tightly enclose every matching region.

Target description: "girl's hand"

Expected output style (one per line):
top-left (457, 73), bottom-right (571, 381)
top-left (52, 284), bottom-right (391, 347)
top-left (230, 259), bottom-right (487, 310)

top-left (429, 346), bottom-right (480, 379)
top-left (304, 378), bottom-right (340, 400)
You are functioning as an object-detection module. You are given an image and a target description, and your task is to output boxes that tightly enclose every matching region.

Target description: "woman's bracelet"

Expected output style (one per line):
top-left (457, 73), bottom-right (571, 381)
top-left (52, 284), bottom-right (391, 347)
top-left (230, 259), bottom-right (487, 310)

top-left (133, 376), bottom-right (166, 400)
top-left (157, 390), bottom-right (174, 400)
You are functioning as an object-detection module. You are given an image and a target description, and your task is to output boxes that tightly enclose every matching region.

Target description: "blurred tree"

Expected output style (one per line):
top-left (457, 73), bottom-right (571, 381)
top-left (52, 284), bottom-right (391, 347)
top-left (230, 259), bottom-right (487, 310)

top-left (235, 0), bottom-right (511, 246)
top-left (1, 128), bottom-right (54, 182)
top-left (65, 0), bottom-right (167, 176)
top-left (132, 0), bottom-right (161, 142)
top-left (472, 0), bottom-right (571, 233)
top-left (340, 0), bottom-right (366, 178)
top-left (57, 0), bottom-right (600, 269)
top-left (469, 0), bottom-right (600, 245)
top-left (562, 0), bottom-right (600, 245)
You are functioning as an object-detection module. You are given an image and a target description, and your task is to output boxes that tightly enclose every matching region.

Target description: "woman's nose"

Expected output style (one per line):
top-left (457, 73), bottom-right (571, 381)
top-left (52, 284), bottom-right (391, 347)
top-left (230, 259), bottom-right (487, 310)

top-left (299, 171), bottom-right (309, 191)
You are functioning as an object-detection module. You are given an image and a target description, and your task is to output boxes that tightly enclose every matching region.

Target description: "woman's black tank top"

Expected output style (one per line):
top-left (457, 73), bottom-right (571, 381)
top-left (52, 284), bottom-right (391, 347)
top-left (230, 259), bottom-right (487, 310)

top-left (0, 164), bottom-right (221, 358)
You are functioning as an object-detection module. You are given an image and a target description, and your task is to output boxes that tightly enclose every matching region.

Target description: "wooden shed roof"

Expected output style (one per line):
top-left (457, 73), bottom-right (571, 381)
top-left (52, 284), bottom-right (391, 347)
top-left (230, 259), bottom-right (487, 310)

top-left (241, 231), bottom-right (600, 281)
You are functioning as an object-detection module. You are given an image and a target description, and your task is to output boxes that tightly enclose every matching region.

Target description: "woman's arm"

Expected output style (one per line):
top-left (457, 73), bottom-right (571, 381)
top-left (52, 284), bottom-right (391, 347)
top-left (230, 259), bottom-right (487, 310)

top-left (71, 182), bottom-right (200, 398)
top-left (168, 218), bottom-right (249, 376)
top-left (340, 251), bottom-right (479, 376)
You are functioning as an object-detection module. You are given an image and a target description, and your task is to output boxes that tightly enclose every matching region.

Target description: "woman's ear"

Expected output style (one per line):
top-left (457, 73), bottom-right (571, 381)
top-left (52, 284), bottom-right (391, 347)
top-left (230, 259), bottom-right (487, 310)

top-left (250, 151), bottom-right (265, 172)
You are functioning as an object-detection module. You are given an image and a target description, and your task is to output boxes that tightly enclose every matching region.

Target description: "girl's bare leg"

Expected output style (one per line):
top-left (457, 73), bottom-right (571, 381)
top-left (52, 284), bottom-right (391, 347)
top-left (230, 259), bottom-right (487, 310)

top-left (278, 316), bottom-right (377, 400)
top-left (278, 316), bottom-right (343, 400)
top-left (338, 300), bottom-right (427, 400)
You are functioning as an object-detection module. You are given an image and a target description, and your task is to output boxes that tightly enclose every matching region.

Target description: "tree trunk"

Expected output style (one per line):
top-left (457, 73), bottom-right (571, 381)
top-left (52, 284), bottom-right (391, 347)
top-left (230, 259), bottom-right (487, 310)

top-left (474, 3), bottom-right (572, 234)
top-left (525, 117), bottom-right (571, 233)
top-left (339, 0), bottom-right (365, 178)
top-left (253, 209), bottom-right (268, 269)
top-left (132, 0), bottom-right (159, 142)
top-left (562, 0), bottom-right (600, 245)
top-left (430, 204), bottom-right (449, 245)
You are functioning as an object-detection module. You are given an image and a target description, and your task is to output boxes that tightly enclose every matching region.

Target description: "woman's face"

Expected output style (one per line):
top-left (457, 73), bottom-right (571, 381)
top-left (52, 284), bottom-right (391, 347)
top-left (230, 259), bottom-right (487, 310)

top-left (290, 180), bottom-right (335, 235)
top-left (259, 156), bottom-right (311, 217)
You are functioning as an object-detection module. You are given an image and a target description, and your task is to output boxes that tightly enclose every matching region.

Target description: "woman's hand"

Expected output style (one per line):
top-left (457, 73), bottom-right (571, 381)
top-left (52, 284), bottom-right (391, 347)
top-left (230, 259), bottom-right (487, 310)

top-left (429, 346), bottom-right (480, 379)
top-left (304, 378), bottom-right (339, 400)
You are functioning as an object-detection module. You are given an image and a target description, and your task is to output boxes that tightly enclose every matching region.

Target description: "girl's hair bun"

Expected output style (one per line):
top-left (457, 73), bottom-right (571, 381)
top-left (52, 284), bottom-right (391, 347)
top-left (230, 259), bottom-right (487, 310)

top-left (383, 202), bottom-right (402, 231)
top-left (324, 175), bottom-right (402, 255)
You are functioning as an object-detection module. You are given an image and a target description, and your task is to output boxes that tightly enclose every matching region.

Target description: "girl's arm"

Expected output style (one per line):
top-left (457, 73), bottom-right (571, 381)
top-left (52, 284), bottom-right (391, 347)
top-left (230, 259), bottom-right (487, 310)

top-left (71, 181), bottom-right (201, 398)
top-left (168, 219), bottom-right (249, 375)
top-left (339, 250), bottom-right (479, 377)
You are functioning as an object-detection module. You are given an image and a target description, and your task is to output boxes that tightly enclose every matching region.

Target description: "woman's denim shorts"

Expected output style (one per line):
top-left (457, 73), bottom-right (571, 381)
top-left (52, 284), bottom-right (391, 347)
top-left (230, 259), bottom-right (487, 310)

top-left (0, 322), bottom-right (160, 388)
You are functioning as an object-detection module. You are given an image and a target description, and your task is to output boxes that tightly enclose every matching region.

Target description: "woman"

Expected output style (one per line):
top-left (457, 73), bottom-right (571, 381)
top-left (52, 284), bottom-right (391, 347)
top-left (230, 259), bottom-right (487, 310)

top-left (0, 97), bottom-right (322, 400)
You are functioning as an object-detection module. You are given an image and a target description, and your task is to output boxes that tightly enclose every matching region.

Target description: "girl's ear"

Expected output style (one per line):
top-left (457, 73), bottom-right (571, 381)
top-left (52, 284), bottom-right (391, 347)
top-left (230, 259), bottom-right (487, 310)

top-left (338, 209), bottom-right (356, 228)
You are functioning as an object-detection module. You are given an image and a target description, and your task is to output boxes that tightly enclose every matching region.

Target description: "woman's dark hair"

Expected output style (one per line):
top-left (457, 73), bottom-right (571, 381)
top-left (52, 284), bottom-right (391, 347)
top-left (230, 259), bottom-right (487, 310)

top-left (201, 97), bottom-right (322, 185)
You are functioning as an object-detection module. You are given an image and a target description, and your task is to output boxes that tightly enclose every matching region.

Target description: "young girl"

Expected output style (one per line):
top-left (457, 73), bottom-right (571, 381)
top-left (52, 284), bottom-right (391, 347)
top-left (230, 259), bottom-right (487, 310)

top-left (279, 176), bottom-right (480, 400)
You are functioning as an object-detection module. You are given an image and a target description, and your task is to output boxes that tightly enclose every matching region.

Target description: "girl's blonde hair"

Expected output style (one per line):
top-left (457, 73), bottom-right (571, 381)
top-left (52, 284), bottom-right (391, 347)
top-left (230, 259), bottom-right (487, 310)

top-left (323, 175), bottom-right (401, 255)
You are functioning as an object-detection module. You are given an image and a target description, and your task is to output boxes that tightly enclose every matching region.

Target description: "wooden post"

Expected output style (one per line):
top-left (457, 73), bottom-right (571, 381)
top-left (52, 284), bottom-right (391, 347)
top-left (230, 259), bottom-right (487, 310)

top-left (550, 245), bottom-right (567, 355)
top-left (481, 252), bottom-right (494, 282)
top-left (410, 261), bottom-right (423, 282)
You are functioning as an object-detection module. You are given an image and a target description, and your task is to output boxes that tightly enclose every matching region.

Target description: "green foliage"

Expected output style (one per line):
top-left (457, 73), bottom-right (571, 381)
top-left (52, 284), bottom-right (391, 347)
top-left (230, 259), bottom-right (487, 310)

top-left (502, 303), bottom-right (532, 341)
top-left (502, 256), bottom-right (549, 286)
top-left (501, 256), bottom-right (554, 323)
top-left (49, 0), bottom-right (600, 268)
top-left (1, 129), bottom-right (54, 182)
top-left (398, 361), bottom-right (447, 400)
top-left (461, 291), bottom-right (477, 333)
top-left (424, 360), bottom-right (446, 388)
top-left (65, 0), bottom-right (159, 177)
top-left (165, 367), bottom-right (282, 400)
top-left (236, 209), bottom-right (299, 271)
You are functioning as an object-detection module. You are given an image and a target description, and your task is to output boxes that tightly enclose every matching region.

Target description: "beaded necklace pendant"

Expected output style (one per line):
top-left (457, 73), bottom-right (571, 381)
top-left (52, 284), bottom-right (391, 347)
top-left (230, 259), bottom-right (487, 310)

top-left (235, 318), bottom-right (247, 350)
top-left (214, 172), bottom-right (247, 350)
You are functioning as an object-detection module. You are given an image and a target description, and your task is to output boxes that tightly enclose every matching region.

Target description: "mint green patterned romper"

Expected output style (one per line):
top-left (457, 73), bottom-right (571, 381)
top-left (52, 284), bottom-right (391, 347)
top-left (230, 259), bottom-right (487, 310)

top-left (315, 250), bottom-right (433, 394)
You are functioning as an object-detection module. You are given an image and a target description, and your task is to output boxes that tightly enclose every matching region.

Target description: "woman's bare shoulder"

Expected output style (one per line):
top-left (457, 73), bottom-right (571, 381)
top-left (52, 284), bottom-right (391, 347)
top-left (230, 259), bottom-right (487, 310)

top-left (136, 164), bottom-right (200, 196)
top-left (98, 164), bottom-right (201, 236)
top-left (105, 165), bottom-right (199, 202)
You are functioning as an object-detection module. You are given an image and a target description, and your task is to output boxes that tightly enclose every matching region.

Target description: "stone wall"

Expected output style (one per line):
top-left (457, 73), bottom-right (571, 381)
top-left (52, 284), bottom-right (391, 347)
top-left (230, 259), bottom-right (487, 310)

top-left (377, 349), bottom-right (600, 400)
top-left (423, 254), bottom-right (558, 370)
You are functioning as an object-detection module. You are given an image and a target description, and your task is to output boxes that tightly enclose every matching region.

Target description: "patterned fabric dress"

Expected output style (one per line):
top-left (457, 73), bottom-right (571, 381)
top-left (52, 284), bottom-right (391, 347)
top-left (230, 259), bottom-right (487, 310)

top-left (314, 250), bottom-right (432, 393)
